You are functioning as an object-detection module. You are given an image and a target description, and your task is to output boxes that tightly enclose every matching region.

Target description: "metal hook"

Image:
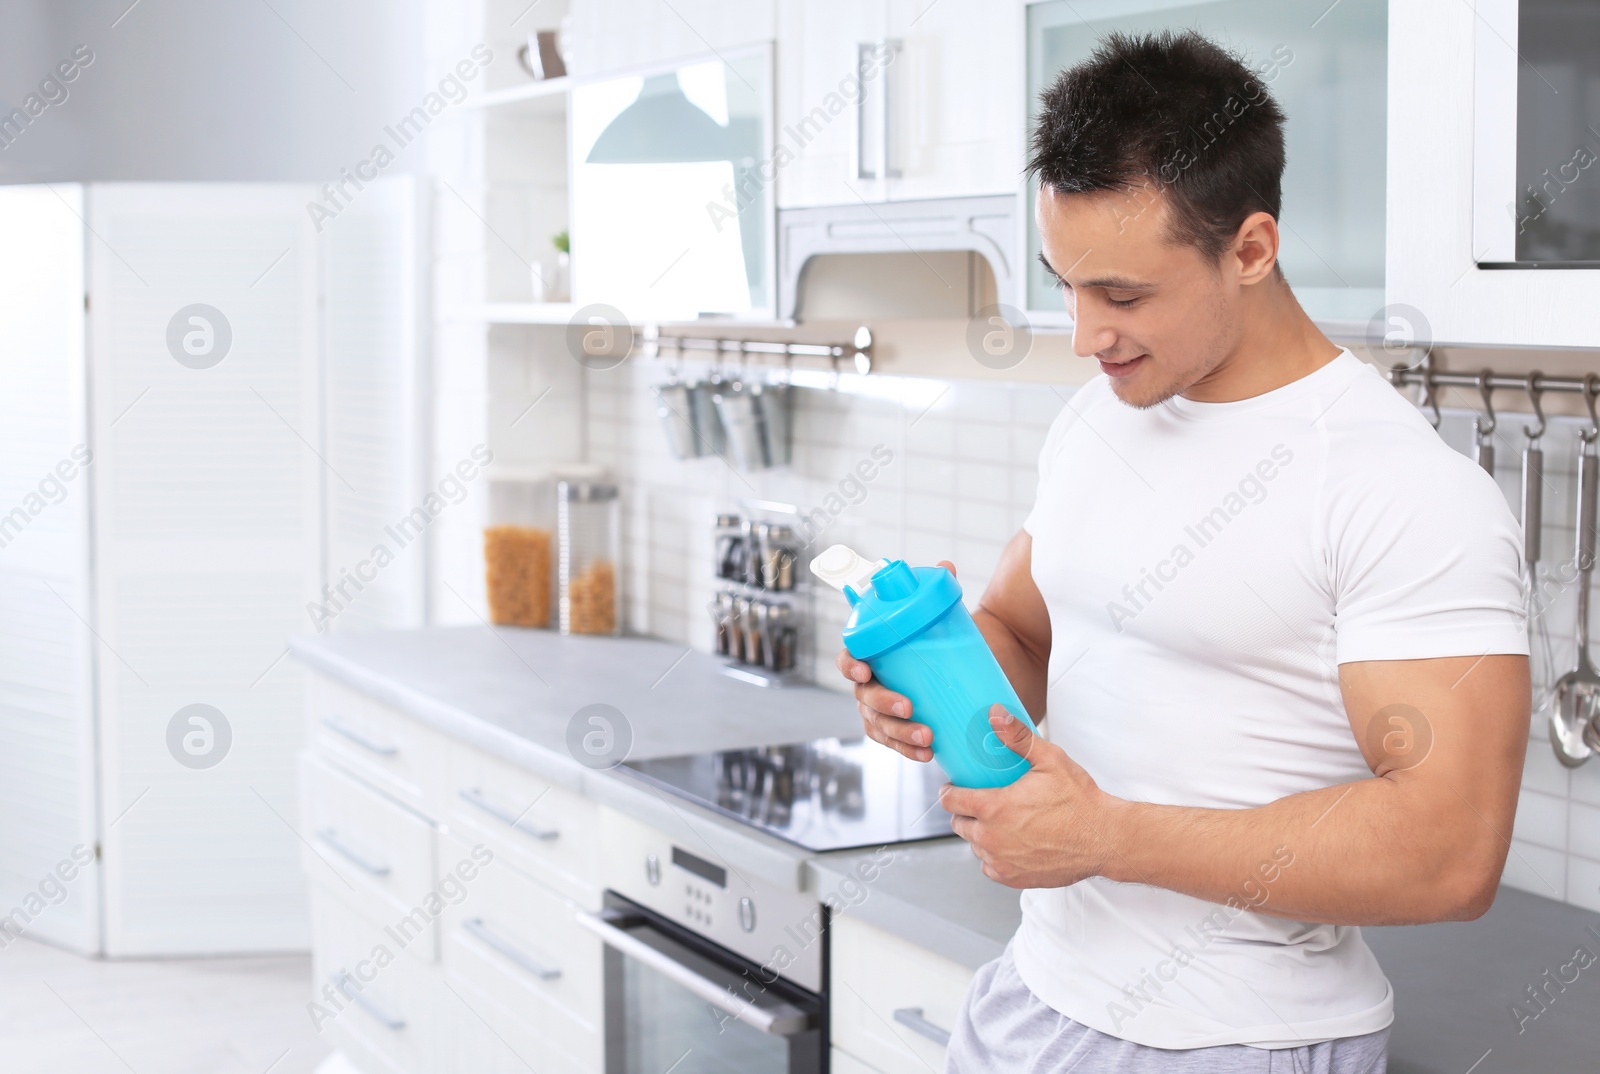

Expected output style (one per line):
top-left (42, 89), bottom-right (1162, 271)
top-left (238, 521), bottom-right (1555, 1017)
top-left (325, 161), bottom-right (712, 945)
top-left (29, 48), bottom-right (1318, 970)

top-left (1421, 368), bottom-right (1441, 429)
top-left (1475, 369), bottom-right (1497, 437)
top-left (1583, 373), bottom-right (1600, 444)
top-left (1523, 371), bottom-right (1546, 441)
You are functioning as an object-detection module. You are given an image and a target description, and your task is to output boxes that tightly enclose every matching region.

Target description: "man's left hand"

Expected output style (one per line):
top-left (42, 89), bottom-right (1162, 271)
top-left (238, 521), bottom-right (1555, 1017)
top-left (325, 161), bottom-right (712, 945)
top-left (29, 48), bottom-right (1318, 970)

top-left (940, 705), bottom-right (1121, 889)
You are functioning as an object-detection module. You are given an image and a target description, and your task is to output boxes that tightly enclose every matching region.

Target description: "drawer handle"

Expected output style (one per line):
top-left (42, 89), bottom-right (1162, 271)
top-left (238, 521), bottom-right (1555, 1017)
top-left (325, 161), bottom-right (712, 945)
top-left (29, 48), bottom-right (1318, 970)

top-left (893, 1007), bottom-right (951, 1048)
top-left (317, 828), bottom-right (391, 877)
top-left (322, 716), bottom-right (398, 756)
top-left (462, 917), bottom-right (561, 981)
top-left (457, 787), bottom-right (558, 841)
top-left (331, 973), bottom-right (406, 1030)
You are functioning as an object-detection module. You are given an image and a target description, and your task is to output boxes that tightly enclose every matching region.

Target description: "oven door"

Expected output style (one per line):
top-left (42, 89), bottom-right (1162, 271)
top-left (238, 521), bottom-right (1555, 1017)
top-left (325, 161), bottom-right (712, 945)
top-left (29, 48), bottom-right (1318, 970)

top-left (578, 892), bottom-right (825, 1074)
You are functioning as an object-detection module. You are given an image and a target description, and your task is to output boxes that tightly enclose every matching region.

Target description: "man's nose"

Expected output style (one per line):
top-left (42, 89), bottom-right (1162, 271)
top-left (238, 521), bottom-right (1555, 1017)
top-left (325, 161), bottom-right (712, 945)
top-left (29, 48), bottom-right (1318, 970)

top-left (1071, 304), bottom-right (1116, 359)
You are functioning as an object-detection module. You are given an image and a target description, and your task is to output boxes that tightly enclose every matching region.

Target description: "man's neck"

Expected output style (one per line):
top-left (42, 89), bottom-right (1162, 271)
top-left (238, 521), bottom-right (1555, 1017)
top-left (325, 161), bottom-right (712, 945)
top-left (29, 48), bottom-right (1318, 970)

top-left (1182, 283), bottom-right (1342, 404)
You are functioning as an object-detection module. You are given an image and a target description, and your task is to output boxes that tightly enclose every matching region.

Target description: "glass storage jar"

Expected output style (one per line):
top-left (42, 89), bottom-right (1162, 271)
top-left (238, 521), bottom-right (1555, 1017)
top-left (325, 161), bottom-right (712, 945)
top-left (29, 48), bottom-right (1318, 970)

top-left (558, 480), bottom-right (621, 636)
top-left (483, 465), bottom-right (607, 629)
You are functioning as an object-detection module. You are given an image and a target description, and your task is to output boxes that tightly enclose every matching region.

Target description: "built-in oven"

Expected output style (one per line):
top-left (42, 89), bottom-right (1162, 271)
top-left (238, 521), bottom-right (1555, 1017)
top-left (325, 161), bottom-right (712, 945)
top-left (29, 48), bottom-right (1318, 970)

top-left (578, 822), bottom-right (830, 1074)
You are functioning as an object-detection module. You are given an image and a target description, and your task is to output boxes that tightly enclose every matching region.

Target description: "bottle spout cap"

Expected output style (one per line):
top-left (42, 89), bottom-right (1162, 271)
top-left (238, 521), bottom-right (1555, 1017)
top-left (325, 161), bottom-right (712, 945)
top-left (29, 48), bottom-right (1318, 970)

top-left (809, 544), bottom-right (886, 596)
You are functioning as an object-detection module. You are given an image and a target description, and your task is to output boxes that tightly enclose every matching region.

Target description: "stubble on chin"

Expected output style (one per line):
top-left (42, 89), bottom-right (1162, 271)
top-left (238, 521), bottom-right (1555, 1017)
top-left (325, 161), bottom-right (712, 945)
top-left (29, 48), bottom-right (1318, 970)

top-left (1107, 370), bottom-right (1182, 411)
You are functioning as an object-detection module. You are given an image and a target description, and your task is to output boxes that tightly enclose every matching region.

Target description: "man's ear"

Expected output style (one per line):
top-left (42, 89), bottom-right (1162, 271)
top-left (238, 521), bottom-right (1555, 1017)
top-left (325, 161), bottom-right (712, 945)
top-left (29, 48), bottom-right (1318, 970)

top-left (1230, 210), bottom-right (1281, 286)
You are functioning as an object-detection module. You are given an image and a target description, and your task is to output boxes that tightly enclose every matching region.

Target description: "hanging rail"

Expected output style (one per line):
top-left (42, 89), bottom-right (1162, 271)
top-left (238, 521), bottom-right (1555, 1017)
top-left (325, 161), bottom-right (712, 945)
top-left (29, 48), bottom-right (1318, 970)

top-left (640, 324), bottom-right (874, 375)
top-left (1387, 361), bottom-right (1600, 434)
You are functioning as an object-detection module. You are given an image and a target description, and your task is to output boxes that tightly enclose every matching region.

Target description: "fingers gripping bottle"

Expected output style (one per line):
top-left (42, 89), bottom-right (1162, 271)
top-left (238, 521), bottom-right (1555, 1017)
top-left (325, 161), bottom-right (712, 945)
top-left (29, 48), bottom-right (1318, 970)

top-left (811, 545), bottom-right (1040, 788)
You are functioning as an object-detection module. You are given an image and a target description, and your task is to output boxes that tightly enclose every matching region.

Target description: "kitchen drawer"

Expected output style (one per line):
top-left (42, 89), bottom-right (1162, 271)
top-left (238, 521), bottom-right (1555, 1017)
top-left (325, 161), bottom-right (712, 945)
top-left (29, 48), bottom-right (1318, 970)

top-left (832, 1047), bottom-right (886, 1074)
top-left (439, 832), bottom-right (603, 1041)
top-left (308, 675), bottom-right (448, 812)
top-left (309, 882), bottom-right (436, 1074)
top-left (830, 914), bottom-right (975, 1074)
top-left (441, 969), bottom-right (599, 1074)
top-left (301, 753), bottom-right (439, 957)
top-left (445, 747), bottom-right (599, 905)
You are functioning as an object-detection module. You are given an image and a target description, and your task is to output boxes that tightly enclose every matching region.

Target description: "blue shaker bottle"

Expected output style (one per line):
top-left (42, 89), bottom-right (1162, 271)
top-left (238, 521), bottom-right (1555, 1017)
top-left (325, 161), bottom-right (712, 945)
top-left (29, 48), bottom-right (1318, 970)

top-left (811, 545), bottom-right (1040, 788)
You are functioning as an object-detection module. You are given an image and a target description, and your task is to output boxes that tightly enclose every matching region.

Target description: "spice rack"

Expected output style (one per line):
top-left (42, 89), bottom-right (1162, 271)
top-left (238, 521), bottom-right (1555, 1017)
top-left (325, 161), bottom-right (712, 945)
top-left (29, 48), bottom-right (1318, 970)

top-left (711, 499), bottom-right (815, 687)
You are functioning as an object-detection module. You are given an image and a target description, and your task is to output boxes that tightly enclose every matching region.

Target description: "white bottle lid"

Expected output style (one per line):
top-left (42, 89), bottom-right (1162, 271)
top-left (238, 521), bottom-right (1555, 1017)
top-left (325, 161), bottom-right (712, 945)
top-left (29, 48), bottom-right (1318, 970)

top-left (809, 544), bottom-right (886, 594)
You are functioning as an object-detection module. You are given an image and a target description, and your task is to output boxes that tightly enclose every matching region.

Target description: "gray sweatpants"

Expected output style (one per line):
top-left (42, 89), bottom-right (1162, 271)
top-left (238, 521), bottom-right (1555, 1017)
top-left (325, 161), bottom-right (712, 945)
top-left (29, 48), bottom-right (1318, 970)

top-left (944, 941), bottom-right (1389, 1074)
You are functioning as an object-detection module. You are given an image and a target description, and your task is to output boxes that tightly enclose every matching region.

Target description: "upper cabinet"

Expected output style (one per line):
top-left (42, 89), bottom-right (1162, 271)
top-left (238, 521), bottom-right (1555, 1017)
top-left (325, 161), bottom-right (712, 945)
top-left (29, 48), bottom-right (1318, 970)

top-left (775, 0), bottom-right (1025, 208)
top-left (1390, 0), bottom-right (1600, 348)
top-left (1023, 0), bottom-right (1388, 330)
top-left (570, 47), bottom-right (776, 321)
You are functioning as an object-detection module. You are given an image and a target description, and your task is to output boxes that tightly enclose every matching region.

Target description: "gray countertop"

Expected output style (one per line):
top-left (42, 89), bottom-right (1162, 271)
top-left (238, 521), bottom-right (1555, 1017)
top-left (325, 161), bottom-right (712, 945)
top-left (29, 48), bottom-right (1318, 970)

top-left (292, 626), bottom-right (1600, 1068)
top-left (290, 626), bottom-right (997, 914)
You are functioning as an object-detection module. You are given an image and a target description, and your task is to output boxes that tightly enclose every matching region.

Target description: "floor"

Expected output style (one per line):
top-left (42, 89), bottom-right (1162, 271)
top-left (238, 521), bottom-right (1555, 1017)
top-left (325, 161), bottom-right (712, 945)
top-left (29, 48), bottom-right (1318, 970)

top-left (0, 936), bottom-right (333, 1074)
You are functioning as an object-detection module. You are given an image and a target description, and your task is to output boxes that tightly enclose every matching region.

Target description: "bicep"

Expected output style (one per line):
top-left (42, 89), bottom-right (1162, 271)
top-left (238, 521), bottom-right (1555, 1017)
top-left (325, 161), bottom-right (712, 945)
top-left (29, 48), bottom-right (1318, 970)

top-left (1337, 654), bottom-right (1529, 827)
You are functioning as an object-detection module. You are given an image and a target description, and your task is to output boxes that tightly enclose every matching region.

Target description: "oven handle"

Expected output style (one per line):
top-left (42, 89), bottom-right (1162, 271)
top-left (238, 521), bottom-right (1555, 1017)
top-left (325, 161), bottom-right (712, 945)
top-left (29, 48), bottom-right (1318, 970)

top-left (576, 909), bottom-right (813, 1038)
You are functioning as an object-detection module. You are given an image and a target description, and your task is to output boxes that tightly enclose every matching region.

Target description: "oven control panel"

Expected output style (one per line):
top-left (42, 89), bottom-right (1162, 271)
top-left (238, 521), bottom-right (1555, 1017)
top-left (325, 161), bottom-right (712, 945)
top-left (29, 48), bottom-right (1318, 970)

top-left (601, 807), bottom-right (825, 992)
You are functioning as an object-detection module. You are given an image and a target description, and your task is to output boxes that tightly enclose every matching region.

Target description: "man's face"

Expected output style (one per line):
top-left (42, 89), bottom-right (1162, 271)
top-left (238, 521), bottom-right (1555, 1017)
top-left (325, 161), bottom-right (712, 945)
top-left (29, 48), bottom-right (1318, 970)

top-left (1036, 184), bottom-right (1241, 409)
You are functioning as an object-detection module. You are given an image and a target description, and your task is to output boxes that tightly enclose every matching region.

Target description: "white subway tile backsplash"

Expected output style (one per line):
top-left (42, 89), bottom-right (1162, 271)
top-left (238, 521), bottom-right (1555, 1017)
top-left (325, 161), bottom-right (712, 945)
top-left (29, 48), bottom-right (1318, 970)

top-left (1565, 856), bottom-right (1600, 913)
top-left (956, 461), bottom-right (1012, 505)
top-left (1522, 732), bottom-right (1575, 797)
top-left (956, 421), bottom-right (1013, 464)
top-left (1515, 789), bottom-right (1570, 852)
top-left (1569, 802), bottom-right (1600, 863)
top-left (1502, 840), bottom-right (1568, 901)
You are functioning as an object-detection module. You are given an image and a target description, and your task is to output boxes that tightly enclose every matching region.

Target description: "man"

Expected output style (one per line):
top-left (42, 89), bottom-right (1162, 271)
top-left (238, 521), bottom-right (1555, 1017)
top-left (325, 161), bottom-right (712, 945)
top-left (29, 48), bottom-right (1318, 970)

top-left (838, 30), bottom-right (1529, 1073)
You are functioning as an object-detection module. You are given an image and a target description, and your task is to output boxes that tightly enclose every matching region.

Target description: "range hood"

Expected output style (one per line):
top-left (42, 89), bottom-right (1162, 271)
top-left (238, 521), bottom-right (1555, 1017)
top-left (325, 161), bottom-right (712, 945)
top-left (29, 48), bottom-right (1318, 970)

top-left (777, 194), bottom-right (1018, 321)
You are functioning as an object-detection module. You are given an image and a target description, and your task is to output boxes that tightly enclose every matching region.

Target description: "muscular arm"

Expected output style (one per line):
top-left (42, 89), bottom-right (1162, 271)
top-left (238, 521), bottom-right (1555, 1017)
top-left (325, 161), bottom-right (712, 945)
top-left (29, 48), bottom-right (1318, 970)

top-left (838, 530), bottom-right (1051, 761)
top-left (946, 652), bottom-right (1531, 925)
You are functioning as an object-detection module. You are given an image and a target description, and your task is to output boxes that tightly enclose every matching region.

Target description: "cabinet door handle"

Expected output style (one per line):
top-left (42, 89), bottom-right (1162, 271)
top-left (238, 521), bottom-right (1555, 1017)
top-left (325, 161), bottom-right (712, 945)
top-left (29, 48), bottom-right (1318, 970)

top-left (881, 38), bottom-right (902, 180)
top-left (462, 917), bottom-right (561, 980)
top-left (856, 43), bottom-right (879, 180)
top-left (893, 1007), bottom-right (951, 1047)
top-left (855, 40), bottom-right (904, 180)
top-left (317, 828), bottom-right (391, 877)
top-left (457, 787), bottom-right (559, 840)
top-left (322, 716), bottom-right (398, 756)
top-left (331, 973), bottom-right (406, 1030)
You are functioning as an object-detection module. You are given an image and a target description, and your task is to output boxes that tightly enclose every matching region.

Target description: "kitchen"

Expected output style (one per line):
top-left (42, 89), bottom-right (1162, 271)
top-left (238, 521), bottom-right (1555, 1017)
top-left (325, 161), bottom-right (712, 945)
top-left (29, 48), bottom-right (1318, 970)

top-left (2, 0), bottom-right (1599, 1071)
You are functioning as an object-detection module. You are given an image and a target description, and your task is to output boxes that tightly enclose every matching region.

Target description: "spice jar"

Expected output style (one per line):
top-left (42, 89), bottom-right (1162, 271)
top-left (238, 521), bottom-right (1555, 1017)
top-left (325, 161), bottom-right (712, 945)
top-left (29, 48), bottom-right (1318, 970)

top-left (558, 480), bottom-right (621, 636)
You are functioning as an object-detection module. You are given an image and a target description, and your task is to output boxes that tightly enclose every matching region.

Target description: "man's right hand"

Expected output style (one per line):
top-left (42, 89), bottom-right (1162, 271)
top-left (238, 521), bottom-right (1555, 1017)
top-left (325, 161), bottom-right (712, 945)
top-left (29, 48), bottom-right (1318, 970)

top-left (837, 649), bottom-right (933, 763)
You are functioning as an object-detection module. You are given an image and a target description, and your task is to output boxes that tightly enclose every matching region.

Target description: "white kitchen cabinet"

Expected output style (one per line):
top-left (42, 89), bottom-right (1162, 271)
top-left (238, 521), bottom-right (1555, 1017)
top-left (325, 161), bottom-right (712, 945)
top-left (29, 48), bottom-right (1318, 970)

top-left (564, 0), bottom-right (775, 77)
top-left (446, 742), bottom-right (602, 906)
top-left (301, 754), bottom-right (442, 954)
top-left (438, 831), bottom-right (604, 1072)
top-left (312, 881), bottom-right (440, 1074)
top-left (1389, 0), bottom-right (1600, 347)
top-left (300, 670), bottom-right (605, 1074)
top-left (776, 0), bottom-right (1024, 208)
top-left (830, 913), bottom-right (974, 1074)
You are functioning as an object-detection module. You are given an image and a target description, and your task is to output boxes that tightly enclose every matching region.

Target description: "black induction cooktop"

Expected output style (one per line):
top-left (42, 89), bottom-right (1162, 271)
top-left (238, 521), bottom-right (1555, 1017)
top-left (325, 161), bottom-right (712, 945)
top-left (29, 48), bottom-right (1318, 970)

top-left (619, 737), bottom-right (956, 852)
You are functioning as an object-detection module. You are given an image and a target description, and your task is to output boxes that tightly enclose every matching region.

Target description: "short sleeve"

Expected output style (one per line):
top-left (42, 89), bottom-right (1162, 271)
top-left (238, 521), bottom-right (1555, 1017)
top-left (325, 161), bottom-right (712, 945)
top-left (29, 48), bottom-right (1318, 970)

top-left (1328, 443), bottom-right (1529, 665)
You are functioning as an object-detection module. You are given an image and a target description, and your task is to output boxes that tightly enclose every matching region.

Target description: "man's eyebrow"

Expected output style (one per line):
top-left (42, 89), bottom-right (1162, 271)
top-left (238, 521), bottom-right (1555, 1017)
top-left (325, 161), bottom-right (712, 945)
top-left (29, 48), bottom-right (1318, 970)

top-left (1036, 252), bottom-right (1152, 291)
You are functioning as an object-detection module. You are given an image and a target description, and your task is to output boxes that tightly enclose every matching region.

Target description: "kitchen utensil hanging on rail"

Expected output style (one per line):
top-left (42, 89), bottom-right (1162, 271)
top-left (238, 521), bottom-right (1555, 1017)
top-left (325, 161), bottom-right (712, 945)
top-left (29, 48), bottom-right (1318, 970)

top-left (1551, 376), bottom-right (1600, 765)
top-left (1473, 370), bottom-right (1496, 473)
top-left (1521, 373), bottom-right (1557, 720)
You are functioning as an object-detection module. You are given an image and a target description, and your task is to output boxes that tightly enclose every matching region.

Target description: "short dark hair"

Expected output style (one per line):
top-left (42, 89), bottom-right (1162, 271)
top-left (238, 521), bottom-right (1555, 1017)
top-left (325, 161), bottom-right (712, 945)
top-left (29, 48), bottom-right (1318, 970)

top-left (1027, 30), bottom-right (1287, 263)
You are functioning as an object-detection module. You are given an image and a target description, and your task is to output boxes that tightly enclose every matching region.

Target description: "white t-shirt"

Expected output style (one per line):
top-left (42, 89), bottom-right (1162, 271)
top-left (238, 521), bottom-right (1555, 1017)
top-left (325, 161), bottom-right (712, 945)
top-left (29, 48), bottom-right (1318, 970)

top-left (1016, 348), bottom-right (1528, 1050)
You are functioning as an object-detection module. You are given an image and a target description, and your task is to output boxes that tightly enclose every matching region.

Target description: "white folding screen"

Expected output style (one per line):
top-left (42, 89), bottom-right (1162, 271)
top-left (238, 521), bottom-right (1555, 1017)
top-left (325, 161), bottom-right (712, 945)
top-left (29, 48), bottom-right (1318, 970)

top-left (67, 179), bottom-right (423, 956)
top-left (87, 184), bottom-right (325, 954)
top-left (0, 185), bottom-right (102, 956)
